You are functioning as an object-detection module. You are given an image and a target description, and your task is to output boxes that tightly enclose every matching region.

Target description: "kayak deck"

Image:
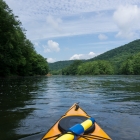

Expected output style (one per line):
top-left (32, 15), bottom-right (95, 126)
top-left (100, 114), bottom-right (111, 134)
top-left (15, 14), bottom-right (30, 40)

top-left (42, 103), bottom-right (111, 140)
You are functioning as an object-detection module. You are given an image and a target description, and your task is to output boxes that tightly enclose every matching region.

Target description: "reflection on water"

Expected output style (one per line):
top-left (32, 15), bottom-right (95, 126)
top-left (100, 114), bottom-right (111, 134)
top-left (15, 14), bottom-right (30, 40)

top-left (0, 77), bottom-right (46, 140)
top-left (0, 75), bottom-right (140, 140)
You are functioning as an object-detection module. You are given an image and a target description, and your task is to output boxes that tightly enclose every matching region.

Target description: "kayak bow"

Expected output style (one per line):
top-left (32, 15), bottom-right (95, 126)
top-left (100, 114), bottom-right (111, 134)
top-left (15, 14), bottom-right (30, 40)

top-left (42, 103), bottom-right (111, 140)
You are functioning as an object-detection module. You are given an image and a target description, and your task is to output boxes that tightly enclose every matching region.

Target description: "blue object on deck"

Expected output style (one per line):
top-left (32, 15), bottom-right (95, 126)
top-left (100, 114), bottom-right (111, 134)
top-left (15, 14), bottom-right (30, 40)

top-left (69, 117), bottom-right (95, 135)
top-left (69, 124), bottom-right (84, 135)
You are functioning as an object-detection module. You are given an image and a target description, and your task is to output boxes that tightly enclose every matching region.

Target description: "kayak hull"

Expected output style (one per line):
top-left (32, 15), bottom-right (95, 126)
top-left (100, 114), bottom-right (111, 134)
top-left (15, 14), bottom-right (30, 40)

top-left (42, 103), bottom-right (111, 140)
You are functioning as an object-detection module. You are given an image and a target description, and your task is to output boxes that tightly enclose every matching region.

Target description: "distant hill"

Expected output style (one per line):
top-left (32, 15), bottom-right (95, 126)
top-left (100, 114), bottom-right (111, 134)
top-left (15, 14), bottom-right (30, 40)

top-left (88, 39), bottom-right (140, 64)
top-left (49, 60), bottom-right (76, 71)
top-left (49, 39), bottom-right (140, 72)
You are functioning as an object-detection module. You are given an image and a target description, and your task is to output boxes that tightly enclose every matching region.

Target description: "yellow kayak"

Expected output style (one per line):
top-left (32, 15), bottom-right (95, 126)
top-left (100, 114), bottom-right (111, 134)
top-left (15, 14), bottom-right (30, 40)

top-left (42, 103), bottom-right (112, 140)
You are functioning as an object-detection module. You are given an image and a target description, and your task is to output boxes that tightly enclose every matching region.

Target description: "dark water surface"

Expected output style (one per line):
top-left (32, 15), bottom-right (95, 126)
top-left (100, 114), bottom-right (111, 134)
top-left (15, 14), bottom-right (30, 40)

top-left (0, 75), bottom-right (140, 140)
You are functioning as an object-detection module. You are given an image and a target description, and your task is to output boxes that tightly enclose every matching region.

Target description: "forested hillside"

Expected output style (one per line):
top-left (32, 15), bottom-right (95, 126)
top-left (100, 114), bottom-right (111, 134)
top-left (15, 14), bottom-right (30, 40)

top-left (62, 60), bottom-right (114, 75)
top-left (89, 39), bottom-right (140, 63)
top-left (49, 60), bottom-right (76, 71)
top-left (120, 52), bottom-right (140, 74)
top-left (50, 39), bottom-right (140, 75)
top-left (0, 0), bottom-right (48, 76)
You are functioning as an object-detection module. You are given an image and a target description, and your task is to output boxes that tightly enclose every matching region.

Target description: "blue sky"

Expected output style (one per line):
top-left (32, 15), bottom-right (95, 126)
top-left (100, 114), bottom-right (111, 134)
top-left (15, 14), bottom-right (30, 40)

top-left (5, 0), bottom-right (140, 62)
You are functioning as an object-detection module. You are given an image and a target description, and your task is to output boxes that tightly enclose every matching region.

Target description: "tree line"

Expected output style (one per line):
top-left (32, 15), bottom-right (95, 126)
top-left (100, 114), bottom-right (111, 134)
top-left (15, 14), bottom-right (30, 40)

top-left (61, 52), bottom-right (140, 75)
top-left (120, 52), bottom-right (140, 75)
top-left (49, 38), bottom-right (140, 75)
top-left (0, 0), bottom-right (48, 77)
top-left (62, 60), bottom-right (114, 75)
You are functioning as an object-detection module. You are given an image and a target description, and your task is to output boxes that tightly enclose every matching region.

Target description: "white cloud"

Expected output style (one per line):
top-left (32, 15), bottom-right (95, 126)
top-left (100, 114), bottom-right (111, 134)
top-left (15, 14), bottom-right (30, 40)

top-left (5, 0), bottom-right (140, 40)
top-left (5, 0), bottom-right (140, 17)
top-left (70, 54), bottom-right (84, 60)
top-left (34, 42), bottom-right (39, 46)
top-left (3, 0), bottom-right (140, 42)
top-left (44, 40), bottom-right (60, 53)
top-left (70, 52), bottom-right (97, 60)
top-left (98, 34), bottom-right (108, 40)
top-left (46, 15), bottom-right (62, 31)
top-left (48, 40), bottom-right (60, 51)
top-left (88, 52), bottom-right (96, 57)
top-left (113, 5), bottom-right (140, 39)
top-left (47, 58), bottom-right (55, 63)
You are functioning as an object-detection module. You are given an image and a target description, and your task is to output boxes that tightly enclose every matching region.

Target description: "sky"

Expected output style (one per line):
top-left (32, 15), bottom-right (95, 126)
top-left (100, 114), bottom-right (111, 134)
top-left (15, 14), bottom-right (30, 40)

top-left (4, 0), bottom-right (140, 63)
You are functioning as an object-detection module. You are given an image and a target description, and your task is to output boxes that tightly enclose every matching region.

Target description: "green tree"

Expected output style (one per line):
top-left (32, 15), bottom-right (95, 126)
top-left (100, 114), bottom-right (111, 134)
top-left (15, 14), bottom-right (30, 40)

top-left (133, 53), bottom-right (140, 74)
top-left (62, 60), bottom-right (114, 75)
top-left (0, 0), bottom-right (49, 76)
top-left (120, 52), bottom-right (140, 75)
top-left (62, 60), bottom-right (82, 75)
top-left (77, 60), bottom-right (114, 75)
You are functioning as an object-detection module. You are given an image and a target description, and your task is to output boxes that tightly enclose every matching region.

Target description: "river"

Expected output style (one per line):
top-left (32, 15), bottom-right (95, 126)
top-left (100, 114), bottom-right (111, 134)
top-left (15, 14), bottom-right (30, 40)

top-left (0, 75), bottom-right (140, 140)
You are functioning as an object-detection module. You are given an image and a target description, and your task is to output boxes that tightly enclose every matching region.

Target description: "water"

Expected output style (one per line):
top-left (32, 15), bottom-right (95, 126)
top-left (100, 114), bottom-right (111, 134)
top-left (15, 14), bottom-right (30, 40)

top-left (0, 75), bottom-right (140, 140)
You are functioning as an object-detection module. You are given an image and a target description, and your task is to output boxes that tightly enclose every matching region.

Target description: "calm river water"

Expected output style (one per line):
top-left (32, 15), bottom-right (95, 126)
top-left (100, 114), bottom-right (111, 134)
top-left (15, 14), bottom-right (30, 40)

top-left (0, 75), bottom-right (140, 140)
